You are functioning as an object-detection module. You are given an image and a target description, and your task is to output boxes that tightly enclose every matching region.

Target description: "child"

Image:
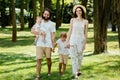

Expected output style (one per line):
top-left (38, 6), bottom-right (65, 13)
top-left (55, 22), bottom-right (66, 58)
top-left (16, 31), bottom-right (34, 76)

top-left (54, 32), bottom-right (69, 75)
top-left (31, 16), bottom-right (45, 45)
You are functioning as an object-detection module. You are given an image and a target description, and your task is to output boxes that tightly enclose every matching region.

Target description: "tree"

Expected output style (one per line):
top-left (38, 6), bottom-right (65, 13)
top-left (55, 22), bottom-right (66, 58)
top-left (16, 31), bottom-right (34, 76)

top-left (82, 0), bottom-right (88, 7)
top-left (44, 0), bottom-right (52, 9)
top-left (32, 0), bottom-right (37, 24)
top-left (20, 0), bottom-right (25, 31)
top-left (11, 0), bottom-right (17, 42)
top-left (56, 0), bottom-right (64, 29)
top-left (1, 0), bottom-right (6, 28)
top-left (116, 0), bottom-right (120, 48)
top-left (39, 0), bottom-right (44, 16)
top-left (94, 0), bottom-right (111, 54)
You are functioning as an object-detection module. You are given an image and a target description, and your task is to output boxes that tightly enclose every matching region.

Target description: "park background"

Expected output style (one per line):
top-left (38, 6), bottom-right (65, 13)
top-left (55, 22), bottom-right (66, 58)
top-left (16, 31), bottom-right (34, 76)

top-left (0, 0), bottom-right (120, 80)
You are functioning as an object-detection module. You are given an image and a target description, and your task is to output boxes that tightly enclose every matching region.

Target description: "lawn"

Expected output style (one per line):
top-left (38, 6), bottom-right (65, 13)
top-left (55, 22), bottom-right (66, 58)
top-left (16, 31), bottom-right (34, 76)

top-left (0, 24), bottom-right (120, 80)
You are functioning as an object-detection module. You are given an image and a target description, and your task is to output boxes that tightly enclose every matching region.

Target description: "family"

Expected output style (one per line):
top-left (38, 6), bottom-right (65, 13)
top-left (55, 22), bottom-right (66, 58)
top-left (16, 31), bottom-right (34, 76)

top-left (31, 4), bottom-right (88, 80)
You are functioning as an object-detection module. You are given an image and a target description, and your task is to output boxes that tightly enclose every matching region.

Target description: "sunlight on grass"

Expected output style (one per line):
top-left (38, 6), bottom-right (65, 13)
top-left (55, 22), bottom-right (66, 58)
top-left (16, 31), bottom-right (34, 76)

top-left (0, 24), bottom-right (120, 80)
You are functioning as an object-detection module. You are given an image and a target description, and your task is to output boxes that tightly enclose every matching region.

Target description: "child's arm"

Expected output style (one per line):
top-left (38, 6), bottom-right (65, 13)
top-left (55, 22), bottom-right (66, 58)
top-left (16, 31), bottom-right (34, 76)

top-left (31, 27), bottom-right (42, 35)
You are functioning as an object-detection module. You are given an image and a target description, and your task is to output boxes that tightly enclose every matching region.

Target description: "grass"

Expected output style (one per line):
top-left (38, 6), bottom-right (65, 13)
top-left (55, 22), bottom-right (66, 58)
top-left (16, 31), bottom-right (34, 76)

top-left (0, 24), bottom-right (120, 80)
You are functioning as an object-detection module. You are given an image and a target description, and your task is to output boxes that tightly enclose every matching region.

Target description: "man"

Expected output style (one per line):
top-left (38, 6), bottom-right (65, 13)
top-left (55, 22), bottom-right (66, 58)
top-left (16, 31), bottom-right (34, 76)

top-left (31, 8), bottom-right (56, 80)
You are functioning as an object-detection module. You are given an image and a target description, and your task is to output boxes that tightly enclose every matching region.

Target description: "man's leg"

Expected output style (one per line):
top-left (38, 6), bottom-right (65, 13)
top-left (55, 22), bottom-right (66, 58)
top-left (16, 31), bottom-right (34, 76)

top-left (46, 58), bottom-right (52, 75)
top-left (62, 63), bottom-right (66, 74)
top-left (36, 46), bottom-right (43, 79)
top-left (36, 59), bottom-right (42, 78)
top-left (45, 47), bottom-right (52, 75)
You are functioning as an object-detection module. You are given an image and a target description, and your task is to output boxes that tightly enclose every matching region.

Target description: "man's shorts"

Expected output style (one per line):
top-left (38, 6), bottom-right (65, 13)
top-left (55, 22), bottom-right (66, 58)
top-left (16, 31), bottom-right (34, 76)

top-left (36, 46), bottom-right (51, 59)
top-left (59, 54), bottom-right (69, 64)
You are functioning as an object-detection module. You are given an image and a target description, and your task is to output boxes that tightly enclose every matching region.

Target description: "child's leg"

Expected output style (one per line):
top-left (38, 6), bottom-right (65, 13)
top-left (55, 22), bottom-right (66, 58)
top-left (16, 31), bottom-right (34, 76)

top-left (62, 63), bottom-right (66, 74)
top-left (59, 54), bottom-right (63, 74)
top-left (59, 63), bottom-right (62, 73)
top-left (62, 55), bottom-right (69, 74)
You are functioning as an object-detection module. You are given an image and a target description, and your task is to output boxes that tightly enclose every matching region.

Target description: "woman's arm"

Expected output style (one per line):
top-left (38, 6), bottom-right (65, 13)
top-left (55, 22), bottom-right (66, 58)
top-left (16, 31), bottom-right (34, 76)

top-left (83, 20), bottom-right (88, 51)
top-left (66, 18), bottom-right (74, 48)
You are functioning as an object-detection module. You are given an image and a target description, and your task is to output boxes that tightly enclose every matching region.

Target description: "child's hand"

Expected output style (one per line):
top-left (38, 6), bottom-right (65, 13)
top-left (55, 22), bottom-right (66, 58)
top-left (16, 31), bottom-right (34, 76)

top-left (51, 48), bottom-right (55, 53)
top-left (66, 43), bottom-right (70, 48)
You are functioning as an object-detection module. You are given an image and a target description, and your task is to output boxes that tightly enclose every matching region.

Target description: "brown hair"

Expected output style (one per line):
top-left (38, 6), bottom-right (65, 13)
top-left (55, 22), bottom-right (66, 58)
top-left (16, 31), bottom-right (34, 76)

top-left (73, 7), bottom-right (86, 19)
top-left (60, 32), bottom-right (67, 38)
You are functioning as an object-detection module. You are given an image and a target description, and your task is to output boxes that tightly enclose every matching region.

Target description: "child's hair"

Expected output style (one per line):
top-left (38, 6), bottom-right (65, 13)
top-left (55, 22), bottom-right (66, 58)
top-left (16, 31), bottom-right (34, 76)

top-left (60, 32), bottom-right (67, 38)
top-left (36, 16), bottom-right (42, 20)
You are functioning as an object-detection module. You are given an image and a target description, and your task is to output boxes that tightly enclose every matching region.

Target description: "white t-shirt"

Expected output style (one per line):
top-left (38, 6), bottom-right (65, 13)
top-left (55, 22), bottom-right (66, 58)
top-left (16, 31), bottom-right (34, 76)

top-left (56, 39), bottom-right (69, 55)
top-left (36, 20), bottom-right (56, 48)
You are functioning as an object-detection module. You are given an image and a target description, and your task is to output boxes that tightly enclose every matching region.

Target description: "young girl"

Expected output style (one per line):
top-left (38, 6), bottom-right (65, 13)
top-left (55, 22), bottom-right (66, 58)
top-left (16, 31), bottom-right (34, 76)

top-left (54, 32), bottom-right (69, 75)
top-left (66, 5), bottom-right (88, 79)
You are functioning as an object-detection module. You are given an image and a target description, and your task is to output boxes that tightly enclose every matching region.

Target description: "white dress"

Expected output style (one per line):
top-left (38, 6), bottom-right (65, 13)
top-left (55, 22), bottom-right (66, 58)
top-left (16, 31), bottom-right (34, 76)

top-left (69, 18), bottom-right (86, 74)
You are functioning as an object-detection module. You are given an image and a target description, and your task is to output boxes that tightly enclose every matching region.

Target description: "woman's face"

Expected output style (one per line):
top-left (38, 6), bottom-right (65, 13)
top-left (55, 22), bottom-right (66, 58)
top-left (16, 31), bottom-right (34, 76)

top-left (75, 7), bottom-right (82, 17)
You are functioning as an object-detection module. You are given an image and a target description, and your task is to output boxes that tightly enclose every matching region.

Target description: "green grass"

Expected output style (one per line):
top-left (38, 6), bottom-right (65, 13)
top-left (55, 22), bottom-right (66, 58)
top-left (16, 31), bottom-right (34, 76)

top-left (0, 24), bottom-right (120, 80)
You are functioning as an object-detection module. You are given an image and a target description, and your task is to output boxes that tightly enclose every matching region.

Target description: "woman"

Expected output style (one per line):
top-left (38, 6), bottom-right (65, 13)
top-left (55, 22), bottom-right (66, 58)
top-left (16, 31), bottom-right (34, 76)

top-left (66, 5), bottom-right (88, 79)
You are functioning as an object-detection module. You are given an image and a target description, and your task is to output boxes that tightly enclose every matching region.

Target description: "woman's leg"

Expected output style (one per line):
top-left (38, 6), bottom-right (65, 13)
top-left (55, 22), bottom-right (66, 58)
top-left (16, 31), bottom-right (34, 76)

top-left (70, 45), bottom-right (78, 75)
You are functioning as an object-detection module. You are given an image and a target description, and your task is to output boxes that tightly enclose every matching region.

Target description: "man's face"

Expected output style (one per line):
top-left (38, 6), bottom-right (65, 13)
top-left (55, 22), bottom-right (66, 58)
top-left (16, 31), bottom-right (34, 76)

top-left (42, 10), bottom-right (50, 20)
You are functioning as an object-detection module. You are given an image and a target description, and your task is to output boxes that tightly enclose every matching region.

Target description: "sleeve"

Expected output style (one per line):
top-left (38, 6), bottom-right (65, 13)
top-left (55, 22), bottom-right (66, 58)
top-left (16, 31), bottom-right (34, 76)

top-left (51, 22), bottom-right (56, 32)
top-left (32, 24), bottom-right (38, 31)
top-left (56, 39), bottom-right (60, 46)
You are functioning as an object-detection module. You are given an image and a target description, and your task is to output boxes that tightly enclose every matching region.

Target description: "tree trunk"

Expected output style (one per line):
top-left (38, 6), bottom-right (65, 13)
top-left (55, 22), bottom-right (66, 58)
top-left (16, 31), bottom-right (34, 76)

top-left (56, 0), bottom-right (62, 29)
top-left (20, 0), bottom-right (25, 31)
top-left (94, 0), bottom-right (101, 54)
top-left (39, 0), bottom-right (44, 16)
top-left (32, 0), bottom-right (37, 24)
top-left (44, 0), bottom-right (52, 9)
top-left (82, 0), bottom-right (88, 8)
top-left (116, 0), bottom-right (120, 48)
top-left (9, 1), bottom-right (12, 26)
top-left (1, 0), bottom-right (6, 28)
top-left (94, 0), bottom-right (111, 54)
top-left (11, 0), bottom-right (17, 42)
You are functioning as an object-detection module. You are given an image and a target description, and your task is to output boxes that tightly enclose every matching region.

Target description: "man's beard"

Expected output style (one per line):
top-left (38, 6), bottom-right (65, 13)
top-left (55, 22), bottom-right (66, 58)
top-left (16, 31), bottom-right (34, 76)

top-left (42, 16), bottom-right (50, 20)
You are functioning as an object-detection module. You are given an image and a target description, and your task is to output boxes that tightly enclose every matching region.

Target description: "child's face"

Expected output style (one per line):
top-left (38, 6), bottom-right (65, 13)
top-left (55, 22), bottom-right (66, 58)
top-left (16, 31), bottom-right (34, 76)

top-left (36, 17), bottom-right (42, 23)
top-left (61, 37), bottom-right (66, 42)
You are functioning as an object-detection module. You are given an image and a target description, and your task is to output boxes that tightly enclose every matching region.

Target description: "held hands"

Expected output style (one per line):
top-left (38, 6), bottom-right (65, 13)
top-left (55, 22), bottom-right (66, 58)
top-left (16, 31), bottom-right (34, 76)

top-left (66, 43), bottom-right (70, 48)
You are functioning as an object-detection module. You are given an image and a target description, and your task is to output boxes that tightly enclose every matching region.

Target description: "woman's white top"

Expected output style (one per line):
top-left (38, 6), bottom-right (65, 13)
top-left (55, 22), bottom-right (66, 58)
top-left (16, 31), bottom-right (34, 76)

top-left (70, 18), bottom-right (86, 45)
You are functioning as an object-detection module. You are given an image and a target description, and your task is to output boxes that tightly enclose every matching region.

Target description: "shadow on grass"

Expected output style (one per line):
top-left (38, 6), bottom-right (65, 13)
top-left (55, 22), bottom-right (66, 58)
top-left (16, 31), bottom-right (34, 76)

top-left (0, 36), bottom-right (34, 47)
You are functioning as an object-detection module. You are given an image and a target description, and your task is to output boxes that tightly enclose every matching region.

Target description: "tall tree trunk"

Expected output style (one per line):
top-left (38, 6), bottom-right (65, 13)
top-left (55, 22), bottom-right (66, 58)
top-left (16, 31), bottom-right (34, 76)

top-left (1, 0), bottom-right (6, 28)
top-left (111, 0), bottom-right (117, 32)
top-left (11, 0), bottom-right (17, 42)
top-left (82, 0), bottom-right (88, 8)
top-left (39, 0), bottom-right (44, 16)
top-left (44, 0), bottom-right (52, 9)
top-left (32, 0), bottom-right (37, 24)
top-left (94, 0), bottom-right (111, 54)
top-left (56, 0), bottom-right (62, 29)
top-left (20, 0), bottom-right (24, 31)
top-left (9, 1), bottom-right (12, 26)
top-left (94, 0), bottom-right (101, 54)
top-left (116, 0), bottom-right (120, 48)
